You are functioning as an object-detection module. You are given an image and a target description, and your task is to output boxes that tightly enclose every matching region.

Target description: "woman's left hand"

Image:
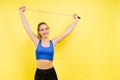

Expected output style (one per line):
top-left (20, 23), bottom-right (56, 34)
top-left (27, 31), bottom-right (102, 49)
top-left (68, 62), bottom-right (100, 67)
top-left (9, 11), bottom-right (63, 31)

top-left (73, 14), bottom-right (79, 20)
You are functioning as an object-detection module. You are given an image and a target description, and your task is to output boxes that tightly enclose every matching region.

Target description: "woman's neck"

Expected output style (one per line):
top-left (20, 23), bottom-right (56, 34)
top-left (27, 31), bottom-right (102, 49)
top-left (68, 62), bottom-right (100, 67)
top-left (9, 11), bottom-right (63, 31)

top-left (41, 37), bottom-right (49, 42)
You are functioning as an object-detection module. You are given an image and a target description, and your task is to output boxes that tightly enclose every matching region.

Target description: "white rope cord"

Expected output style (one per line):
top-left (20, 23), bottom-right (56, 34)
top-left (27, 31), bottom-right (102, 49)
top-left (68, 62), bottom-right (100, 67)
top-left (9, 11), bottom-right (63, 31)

top-left (26, 8), bottom-right (80, 19)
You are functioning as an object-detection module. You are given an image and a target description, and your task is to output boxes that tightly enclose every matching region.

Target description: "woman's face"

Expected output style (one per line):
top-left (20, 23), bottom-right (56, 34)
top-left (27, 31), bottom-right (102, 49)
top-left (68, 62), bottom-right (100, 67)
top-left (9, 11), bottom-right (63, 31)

top-left (39, 24), bottom-right (49, 38)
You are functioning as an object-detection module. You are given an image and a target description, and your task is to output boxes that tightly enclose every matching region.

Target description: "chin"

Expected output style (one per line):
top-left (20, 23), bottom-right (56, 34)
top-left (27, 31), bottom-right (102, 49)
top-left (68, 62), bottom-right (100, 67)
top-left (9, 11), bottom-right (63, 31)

top-left (43, 35), bottom-right (49, 38)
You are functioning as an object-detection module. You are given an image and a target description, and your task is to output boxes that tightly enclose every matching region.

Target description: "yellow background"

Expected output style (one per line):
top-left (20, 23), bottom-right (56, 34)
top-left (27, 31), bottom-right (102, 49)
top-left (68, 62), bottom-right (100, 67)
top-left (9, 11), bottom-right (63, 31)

top-left (0, 0), bottom-right (120, 80)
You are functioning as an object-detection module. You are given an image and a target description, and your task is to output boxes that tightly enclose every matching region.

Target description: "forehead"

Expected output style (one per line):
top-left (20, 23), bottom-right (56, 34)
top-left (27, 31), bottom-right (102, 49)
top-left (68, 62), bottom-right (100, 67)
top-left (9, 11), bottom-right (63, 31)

top-left (39, 24), bottom-right (48, 29)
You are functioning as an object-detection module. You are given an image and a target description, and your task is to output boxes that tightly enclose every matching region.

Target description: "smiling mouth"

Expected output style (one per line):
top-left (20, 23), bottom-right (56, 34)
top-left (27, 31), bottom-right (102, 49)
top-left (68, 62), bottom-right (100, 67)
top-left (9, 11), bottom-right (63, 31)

top-left (43, 33), bottom-right (48, 35)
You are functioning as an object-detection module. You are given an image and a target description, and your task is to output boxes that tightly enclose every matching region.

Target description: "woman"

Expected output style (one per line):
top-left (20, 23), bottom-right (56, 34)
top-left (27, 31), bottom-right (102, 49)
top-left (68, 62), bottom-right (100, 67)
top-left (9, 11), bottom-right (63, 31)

top-left (19, 6), bottom-right (79, 80)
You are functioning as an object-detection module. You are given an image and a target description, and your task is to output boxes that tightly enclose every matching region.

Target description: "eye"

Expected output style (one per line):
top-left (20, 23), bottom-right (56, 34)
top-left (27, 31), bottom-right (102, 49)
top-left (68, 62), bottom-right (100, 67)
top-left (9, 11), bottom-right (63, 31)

top-left (45, 28), bottom-right (48, 30)
top-left (40, 29), bottom-right (44, 31)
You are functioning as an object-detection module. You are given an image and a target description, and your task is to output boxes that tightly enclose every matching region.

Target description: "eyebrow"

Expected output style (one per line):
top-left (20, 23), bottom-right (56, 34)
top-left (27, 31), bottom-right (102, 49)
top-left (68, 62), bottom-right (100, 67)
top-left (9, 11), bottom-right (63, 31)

top-left (41, 27), bottom-right (48, 29)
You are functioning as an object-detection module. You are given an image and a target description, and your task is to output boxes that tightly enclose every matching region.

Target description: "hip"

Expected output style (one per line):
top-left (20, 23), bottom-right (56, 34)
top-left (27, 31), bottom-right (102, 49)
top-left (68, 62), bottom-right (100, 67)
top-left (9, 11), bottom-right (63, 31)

top-left (35, 67), bottom-right (58, 80)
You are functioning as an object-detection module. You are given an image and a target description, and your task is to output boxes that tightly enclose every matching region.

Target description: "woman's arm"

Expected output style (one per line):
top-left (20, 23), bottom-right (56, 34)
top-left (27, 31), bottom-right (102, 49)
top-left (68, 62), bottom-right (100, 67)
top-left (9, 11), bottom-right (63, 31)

top-left (52, 14), bottom-right (79, 46)
top-left (19, 6), bottom-right (39, 46)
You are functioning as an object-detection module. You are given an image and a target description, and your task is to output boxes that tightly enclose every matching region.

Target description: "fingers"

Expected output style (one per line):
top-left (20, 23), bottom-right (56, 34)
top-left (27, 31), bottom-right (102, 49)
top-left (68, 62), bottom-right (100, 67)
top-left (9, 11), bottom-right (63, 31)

top-left (73, 14), bottom-right (80, 20)
top-left (19, 6), bottom-right (26, 12)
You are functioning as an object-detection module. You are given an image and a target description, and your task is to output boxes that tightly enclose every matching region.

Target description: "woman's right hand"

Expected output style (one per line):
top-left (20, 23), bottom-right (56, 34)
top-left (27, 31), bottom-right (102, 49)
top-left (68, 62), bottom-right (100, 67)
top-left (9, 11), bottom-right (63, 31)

top-left (19, 6), bottom-right (25, 12)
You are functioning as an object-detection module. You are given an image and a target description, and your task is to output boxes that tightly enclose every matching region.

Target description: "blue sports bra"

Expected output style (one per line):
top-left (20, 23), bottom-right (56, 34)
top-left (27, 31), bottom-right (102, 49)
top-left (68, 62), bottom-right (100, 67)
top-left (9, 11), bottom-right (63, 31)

top-left (35, 40), bottom-right (54, 61)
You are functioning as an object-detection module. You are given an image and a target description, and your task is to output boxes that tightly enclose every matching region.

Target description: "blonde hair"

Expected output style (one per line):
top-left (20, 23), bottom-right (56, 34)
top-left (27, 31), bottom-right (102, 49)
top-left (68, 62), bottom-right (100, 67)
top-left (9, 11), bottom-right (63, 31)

top-left (37, 22), bottom-right (49, 40)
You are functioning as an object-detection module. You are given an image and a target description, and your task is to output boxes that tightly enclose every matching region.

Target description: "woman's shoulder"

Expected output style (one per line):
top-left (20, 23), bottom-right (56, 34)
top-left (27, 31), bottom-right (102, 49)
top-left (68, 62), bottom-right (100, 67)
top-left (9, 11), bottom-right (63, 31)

top-left (50, 38), bottom-right (58, 47)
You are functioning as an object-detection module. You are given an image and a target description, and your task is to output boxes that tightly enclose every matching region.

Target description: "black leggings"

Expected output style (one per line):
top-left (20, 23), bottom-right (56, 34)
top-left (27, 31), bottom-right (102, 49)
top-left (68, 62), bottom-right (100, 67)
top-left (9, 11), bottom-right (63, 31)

top-left (34, 67), bottom-right (58, 80)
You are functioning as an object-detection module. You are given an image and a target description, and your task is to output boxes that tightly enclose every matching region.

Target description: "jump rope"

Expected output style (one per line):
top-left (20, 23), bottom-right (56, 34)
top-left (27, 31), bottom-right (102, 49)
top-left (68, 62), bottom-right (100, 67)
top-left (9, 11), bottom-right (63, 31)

top-left (26, 8), bottom-right (81, 19)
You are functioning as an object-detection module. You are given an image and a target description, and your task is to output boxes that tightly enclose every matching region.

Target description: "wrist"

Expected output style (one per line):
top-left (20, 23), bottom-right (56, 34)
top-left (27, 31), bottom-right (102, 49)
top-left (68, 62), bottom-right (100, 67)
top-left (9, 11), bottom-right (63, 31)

top-left (20, 10), bottom-right (24, 13)
top-left (74, 18), bottom-right (79, 22)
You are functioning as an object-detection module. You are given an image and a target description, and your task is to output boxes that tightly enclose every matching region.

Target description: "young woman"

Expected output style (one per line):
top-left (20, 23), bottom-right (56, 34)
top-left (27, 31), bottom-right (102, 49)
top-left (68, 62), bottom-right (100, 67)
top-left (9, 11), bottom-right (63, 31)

top-left (19, 6), bottom-right (79, 80)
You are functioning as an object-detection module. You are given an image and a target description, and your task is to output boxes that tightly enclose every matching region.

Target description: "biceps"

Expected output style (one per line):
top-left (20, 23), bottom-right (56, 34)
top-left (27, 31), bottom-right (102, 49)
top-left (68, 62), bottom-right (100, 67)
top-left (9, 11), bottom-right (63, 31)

top-left (52, 32), bottom-right (69, 46)
top-left (52, 35), bottom-right (64, 45)
top-left (28, 32), bottom-right (39, 44)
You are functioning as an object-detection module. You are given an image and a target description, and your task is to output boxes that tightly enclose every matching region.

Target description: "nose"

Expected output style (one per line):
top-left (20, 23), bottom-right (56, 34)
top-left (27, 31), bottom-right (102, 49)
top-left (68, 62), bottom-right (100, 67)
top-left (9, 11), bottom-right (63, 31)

top-left (43, 30), bottom-right (48, 34)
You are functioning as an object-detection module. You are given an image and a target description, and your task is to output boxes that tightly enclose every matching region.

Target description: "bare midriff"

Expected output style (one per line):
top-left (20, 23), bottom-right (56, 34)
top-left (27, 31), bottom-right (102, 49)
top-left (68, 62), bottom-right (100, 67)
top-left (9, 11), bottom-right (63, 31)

top-left (37, 60), bottom-right (53, 69)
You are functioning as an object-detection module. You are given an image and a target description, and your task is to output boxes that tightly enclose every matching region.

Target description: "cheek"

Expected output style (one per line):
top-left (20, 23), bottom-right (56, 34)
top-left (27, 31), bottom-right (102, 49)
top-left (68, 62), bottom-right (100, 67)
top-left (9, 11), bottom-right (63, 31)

top-left (39, 31), bottom-right (42, 35)
top-left (46, 31), bottom-right (49, 35)
top-left (46, 30), bottom-right (49, 33)
top-left (47, 30), bottom-right (49, 33)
